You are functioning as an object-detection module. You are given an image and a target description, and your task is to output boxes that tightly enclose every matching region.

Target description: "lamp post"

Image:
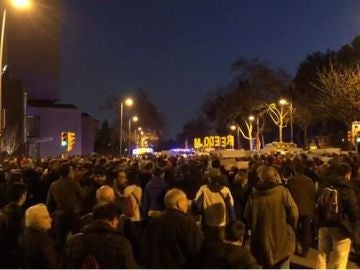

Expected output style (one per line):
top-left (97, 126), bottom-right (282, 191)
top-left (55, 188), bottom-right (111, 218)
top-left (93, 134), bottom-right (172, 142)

top-left (119, 97), bottom-right (133, 156)
top-left (279, 98), bottom-right (293, 143)
top-left (134, 127), bottom-right (142, 147)
top-left (248, 115), bottom-right (255, 151)
top-left (230, 125), bottom-right (240, 149)
top-left (128, 116), bottom-right (138, 155)
top-left (0, 0), bottom-right (32, 132)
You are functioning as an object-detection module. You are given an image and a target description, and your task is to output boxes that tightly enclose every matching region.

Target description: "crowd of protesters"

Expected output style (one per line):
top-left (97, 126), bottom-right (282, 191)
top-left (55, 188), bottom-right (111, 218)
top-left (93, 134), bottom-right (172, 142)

top-left (0, 151), bottom-right (359, 268)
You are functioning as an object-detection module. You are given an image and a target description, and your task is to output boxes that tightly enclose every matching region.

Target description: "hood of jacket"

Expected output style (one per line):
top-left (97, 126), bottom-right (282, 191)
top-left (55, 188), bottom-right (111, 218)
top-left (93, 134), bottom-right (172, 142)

top-left (252, 181), bottom-right (282, 196)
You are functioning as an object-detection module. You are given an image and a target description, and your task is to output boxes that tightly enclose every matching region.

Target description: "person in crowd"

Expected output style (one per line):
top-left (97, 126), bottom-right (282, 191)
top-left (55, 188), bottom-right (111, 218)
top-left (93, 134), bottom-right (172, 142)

top-left (142, 159), bottom-right (170, 219)
top-left (73, 163), bottom-right (91, 188)
top-left (74, 185), bottom-right (116, 233)
top-left (138, 161), bottom-right (154, 191)
top-left (18, 204), bottom-right (58, 268)
top-left (62, 202), bottom-right (138, 268)
top-left (81, 165), bottom-right (107, 215)
top-left (114, 170), bottom-right (142, 221)
top-left (316, 163), bottom-right (360, 269)
top-left (244, 165), bottom-right (299, 268)
top-left (38, 159), bottom-right (61, 203)
top-left (141, 188), bottom-right (204, 268)
top-left (201, 220), bottom-right (260, 268)
top-left (46, 162), bottom-right (84, 251)
top-left (0, 210), bottom-right (7, 266)
top-left (193, 168), bottom-right (236, 241)
top-left (229, 171), bottom-right (252, 220)
top-left (0, 182), bottom-right (27, 267)
top-left (287, 161), bottom-right (316, 257)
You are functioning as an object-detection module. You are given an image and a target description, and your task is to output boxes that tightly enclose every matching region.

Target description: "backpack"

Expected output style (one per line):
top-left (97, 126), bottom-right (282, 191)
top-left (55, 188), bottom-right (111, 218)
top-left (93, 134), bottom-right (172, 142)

top-left (317, 186), bottom-right (341, 224)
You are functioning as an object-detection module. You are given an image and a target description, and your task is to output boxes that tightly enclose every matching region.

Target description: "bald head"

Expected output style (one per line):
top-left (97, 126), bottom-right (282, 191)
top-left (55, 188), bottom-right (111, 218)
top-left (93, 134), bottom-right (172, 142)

top-left (164, 189), bottom-right (188, 213)
top-left (96, 185), bottom-right (115, 203)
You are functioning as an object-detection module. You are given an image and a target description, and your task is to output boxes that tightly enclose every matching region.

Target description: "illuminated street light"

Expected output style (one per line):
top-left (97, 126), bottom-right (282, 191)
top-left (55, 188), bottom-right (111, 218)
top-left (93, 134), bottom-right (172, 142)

top-left (120, 97), bottom-right (133, 155)
top-left (138, 127), bottom-right (142, 131)
top-left (230, 125), bottom-right (240, 149)
top-left (279, 98), bottom-right (288, 106)
top-left (125, 98), bottom-right (133, 107)
top-left (249, 115), bottom-right (255, 121)
top-left (11, 0), bottom-right (32, 9)
top-left (0, 0), bottom-right (32, 132)
top-left (279, 98), bottom-right (294, 143)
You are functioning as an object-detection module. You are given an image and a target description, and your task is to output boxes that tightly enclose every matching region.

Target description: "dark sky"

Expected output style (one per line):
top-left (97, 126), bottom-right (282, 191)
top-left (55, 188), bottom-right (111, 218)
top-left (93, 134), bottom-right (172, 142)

top-left (60, 0), bottom-right (360, 138)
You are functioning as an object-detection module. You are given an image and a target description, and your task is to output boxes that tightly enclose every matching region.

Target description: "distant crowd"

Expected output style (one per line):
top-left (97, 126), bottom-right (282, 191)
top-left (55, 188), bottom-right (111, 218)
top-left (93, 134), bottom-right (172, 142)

top-left (0, 152), bottom-right (359, 268)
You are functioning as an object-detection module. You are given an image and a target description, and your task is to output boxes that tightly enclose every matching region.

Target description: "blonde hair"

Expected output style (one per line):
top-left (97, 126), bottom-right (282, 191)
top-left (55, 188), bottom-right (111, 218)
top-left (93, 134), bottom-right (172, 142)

top-left (25, 203), bottom-right (50, 231)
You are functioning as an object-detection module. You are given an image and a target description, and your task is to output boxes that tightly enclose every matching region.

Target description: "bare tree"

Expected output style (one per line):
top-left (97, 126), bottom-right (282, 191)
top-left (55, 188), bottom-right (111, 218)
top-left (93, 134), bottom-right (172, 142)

top-left (1, 124), bottom-right (21, 155)
top-left (312, 62), bottom-right (360, 127)
top-left (234, 117), bottom-right (256, 150)
top-left (266, 103), bottom-right (290, 143)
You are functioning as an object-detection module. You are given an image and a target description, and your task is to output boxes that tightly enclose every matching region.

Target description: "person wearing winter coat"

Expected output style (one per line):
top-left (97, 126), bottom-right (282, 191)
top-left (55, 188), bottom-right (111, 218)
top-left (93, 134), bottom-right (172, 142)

top-left (18, 204), bottom-right (58, 268)
top-left (0, 182), bottom-right (27, 268)
top-left (193, 168), bottom-right (236, 241)
top-left (201, 220), bottom-right (260, 269)
top-left (141, 189), bottom-right (204, 268)
top-left (244, 165), bottom-right (299, 268)
top-left (316, 163), bottom-right (360, 269)
top-left (62, 202), bottom-right (137, 269)
top-left (287, 161), bottom-right (316, 257)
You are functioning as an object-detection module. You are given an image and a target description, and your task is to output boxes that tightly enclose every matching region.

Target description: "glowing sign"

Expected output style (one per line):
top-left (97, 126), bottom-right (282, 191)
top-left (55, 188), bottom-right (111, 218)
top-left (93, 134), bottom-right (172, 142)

top-left (194, 135), bottom-right (234, 149)
top-left (132, 148), bottom-right (154, 156)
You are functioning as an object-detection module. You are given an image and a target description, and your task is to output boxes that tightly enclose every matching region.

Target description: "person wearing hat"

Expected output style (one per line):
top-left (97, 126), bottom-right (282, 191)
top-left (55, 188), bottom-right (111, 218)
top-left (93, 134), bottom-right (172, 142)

top-left (192, 168), bottom-right (236, 241)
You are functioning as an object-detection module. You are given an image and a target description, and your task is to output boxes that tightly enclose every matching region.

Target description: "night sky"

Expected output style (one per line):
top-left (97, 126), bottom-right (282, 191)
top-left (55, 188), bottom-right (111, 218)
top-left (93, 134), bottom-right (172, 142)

top-left (60, 0), bottom-right (360, 138)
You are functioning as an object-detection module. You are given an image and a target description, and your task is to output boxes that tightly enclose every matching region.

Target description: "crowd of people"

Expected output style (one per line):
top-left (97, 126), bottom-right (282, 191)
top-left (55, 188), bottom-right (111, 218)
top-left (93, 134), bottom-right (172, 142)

top-left (0, 151), bottom-right (359, 268)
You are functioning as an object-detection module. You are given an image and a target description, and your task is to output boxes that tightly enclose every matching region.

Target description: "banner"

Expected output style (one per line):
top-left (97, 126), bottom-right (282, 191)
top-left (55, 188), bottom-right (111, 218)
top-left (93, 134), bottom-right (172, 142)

top-left (194, 135), bottom-right (234, 149)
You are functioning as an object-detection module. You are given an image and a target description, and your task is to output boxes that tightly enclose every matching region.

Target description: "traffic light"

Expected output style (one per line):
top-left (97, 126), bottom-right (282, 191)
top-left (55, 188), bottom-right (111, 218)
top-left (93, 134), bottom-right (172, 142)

top-left (67, 132), bottom-right (76, 152)
top-left (61, 132), bottom-right (68, 147)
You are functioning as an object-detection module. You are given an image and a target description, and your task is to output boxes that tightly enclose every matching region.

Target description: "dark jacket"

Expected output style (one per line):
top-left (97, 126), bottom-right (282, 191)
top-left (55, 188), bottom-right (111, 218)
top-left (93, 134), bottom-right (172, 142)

top-left (0, 202), bottom-right (25, 267)
top-left (142, 176), bottom-right (169, 215)
top-left (201, 240), bottom-right (260, 269)
top-left (0, 211), bottom-right (8, 267)
top-left (287, 173), bottom-right (316, 216)
top-left (46, 177), bottom-right (84, 214)
top-left (62, 220), bottom-right (137, 269)
top-left (141, 208), bottom-right (204, 268)
top-left (81, 182), bottom-right (102, 215)
top-left (318, 176), bottom-right (360, 233)
top-left (1, 202), bottom-right (24, 249)
top-left (244, 181), bottom-right (298, 267)
top-left (18, 228), bottom-right (58, 268)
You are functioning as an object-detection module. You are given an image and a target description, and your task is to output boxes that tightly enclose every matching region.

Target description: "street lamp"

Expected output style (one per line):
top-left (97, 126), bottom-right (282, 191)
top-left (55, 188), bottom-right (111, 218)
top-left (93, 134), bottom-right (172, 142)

top-left (134, 127), bottom-right (142, 147)
top-left (279, 98), bottom-right (294, 143)
top-left (0, 0), bottom-right (32, 131)
top-left (119, 97), bottom-right (133, 155)
top-left (128, 115), bottom-right (138, 155)
top-left (248, 115), bottom-right (255, 151)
